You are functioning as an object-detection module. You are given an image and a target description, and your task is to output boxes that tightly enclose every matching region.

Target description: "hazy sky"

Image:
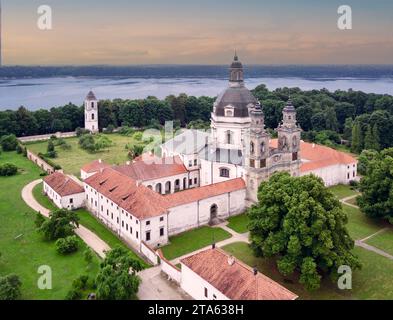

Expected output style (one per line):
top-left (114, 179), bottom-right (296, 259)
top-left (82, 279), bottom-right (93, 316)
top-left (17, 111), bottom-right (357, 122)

top-left (2, 0), bottom-right (393, 65)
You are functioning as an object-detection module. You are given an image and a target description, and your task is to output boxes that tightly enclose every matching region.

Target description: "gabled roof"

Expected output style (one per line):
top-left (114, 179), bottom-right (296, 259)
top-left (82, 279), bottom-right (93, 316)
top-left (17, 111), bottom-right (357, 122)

top-left (81, 159), bottom-right (111, 174)
top-left (44, 172), bottom-right (84, 197)
top-left (165, 178), bottom-right (245, 207)
top-left (84, 168), bottom-right (169, 219)
top-left (113, 154), bottom-right (188, 182)
top-left (181, 248), bottom-right (298, 300)
top-left (269, 139), bottom-right (357, 172)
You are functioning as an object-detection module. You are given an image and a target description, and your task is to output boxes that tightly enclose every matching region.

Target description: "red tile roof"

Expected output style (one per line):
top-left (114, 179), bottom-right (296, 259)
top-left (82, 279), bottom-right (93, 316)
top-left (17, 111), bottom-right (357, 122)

top-left (113, 154), bottom-right (188, 181)
top-left (81, 159), bottom-right (111, 174)
top-left (84, 168), bottom-right (169, 219)
top-left (44, 172), bottom-right (84, 197)
top-left (270, 139), bottom-right (357, 172)
top-left (165, 178), bottom-right (246, 207)
top-left (181, 248), bottom-right (298, 300)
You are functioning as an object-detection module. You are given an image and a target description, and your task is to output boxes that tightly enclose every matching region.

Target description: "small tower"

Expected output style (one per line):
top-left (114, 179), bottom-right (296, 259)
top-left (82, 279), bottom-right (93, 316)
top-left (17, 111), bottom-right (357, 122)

top-left (229, 52), bottom-right (244, 88)
top-left (277, 99), bottom-right (301, 175)
top-left (84, 91), bottom-right (99, 133)
top-left (244, 103), bottom-right (270, 202)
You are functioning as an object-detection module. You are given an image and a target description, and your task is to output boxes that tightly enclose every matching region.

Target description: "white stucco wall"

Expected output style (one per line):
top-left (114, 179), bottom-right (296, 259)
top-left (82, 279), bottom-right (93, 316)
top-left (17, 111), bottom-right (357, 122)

top-left (301, 162), bottom-right (357, 186)
top-left (180, 264), bottom-right (229, 300)
top-left (200, 159), bottom-right (245, 186)
top-left (43, 182), bottom-right (84, 210)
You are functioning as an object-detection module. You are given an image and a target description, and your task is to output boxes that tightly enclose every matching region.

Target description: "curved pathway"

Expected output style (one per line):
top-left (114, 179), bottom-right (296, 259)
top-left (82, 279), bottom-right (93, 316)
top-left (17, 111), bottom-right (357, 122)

top-left (22, 179), bottom-right (110, 258)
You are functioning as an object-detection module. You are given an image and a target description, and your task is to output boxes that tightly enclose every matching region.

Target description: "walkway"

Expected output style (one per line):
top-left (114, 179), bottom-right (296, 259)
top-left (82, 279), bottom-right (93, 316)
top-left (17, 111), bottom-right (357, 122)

top-left (137, 266), bottom-right (192, 300)
top-left (341, 194), bottom-right (393, 261)
top-left (21, 179), bottom-right (110, 258)
top-left (171, 222), bottom-right (249, 265)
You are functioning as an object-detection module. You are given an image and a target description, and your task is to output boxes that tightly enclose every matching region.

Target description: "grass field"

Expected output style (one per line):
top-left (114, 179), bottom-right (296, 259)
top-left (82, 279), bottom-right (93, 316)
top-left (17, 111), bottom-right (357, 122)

top-left (222, 242), bottom-right (393, 300)
top-left (0, 151), bottom-right (100, 299)
top-left (26, 133), bottom-right (156, 176)
top-left (343, 204), bottom-right (386, 240)
top-left (32, 182), bottom-right (148, 267)
top-left (161, 226), bottom-right (232, 260)
top-left (328, 184), bottom-right (359, 200)
top-left (366, 229), bottom-right (393, 256)
top-left (227, 214), bottom-right (249, 234)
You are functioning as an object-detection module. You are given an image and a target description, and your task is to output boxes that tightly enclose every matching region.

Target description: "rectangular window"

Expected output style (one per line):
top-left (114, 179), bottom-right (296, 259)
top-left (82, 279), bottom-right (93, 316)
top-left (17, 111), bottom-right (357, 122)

top-left (188, 161), bottom-right (193, 167)
top-left (146, 231), bottom-right (151, 241)
top-left (260, 159), bottom-right (266, 168)
top-left (146, 221), bottom-right (150, 226)
top-left (136, 232), bottom-right (139, 239)
top-left (194, 159), bottom-right (198, 166)
top-left (204, 288), bottom-right (208, 298)
top-left (70, 198), bottom-right (73, 204)
top-left (160, 227), bottom-right (164, 237)
top-left (160, 217), bottom-right (164, 222)
top-left (292, 152), bottom-right (298, 161)
top-left (189, 179), bottom-right (193, 185)
top-left (250, 159), bottom-right (255, 168)
top-left (122, 221), bottom-right (124, 227)
top-left (130, 227), bottom-right (133, 234)
top-left (194, 178), bottom-right (197, 184)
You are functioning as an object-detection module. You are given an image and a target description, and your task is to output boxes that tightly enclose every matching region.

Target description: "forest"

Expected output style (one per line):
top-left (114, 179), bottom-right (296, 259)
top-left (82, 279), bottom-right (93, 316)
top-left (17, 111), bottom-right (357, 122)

top-left (1, 85), bottom-right (393, 154)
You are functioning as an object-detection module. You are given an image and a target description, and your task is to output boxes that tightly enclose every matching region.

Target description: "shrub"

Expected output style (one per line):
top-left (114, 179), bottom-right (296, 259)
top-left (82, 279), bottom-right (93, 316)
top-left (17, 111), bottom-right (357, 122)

top-left (132, 132), bottom-right (143, 141)
top-left (79, 134), bottom-right (96, 153)
top-left (55, 236), bottom-right (79, 255)
top-left (84, 249), bottom-right (94, 264)
top-left (72, 275), bottom-right (89, 291)
top-left (16, 144), bottom-right (23, 154)
top-left (0, 274), bottom-right (22, 300)
top-left (39, 209), bottom-right (79, 241)
top-left (65, 288), bottom-right (82, 300)
top-left (34, 213), bottom-right (46, 228)
top-left (76, 127), bottom-right (90, 137)
top-left (0, 163), bottom-right (18, 176)
top-left (0, 135), bottom-right (18, 151)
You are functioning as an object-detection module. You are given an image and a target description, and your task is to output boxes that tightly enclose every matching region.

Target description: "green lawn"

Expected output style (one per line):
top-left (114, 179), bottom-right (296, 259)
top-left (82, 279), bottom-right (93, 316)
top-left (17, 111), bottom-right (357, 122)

top-left (26, 133), bottom-right (158, 176)
top-left (343, 204), bottom-right (385, 240)
top-left (161, 226), bottom-right (232, 260)
top-left (366, 229), bottom-right (393, 256)
top-left (227, 214), bottom-right (249, 234)
top-left (0, 151), bottom-right (100, 300)
top-left (222, 242), bottom-right (393, 300)
top-left (328, 184), bottom-right (359, 200)
top-left (32, 182), bottom-right (148, 267)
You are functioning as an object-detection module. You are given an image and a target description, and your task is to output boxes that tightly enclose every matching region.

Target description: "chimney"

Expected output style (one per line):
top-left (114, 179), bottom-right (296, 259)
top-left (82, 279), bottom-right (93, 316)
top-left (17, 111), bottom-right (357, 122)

top-left (98, 159), bottom-right (102, 163)
top-left (212, 243), bottom-right (216, 249)
top-left (253, 267), bottom-right (258, 276)
top-left (312, 143), bottom-right (315, 149)
top-left (126, 161), bottom-right (131, 165)
top-left (227, 255), bottom-right (235, 266)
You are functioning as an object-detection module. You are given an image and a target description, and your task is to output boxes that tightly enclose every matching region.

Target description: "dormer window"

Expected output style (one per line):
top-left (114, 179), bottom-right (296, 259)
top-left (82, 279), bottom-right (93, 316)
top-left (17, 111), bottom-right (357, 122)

top-left (224, 106), bottom-right (235, 117)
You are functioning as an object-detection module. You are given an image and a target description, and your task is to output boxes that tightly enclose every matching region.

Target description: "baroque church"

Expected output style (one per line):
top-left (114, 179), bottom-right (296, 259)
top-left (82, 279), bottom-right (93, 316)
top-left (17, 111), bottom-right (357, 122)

top-left (44, 55), bottom-right (357, 252)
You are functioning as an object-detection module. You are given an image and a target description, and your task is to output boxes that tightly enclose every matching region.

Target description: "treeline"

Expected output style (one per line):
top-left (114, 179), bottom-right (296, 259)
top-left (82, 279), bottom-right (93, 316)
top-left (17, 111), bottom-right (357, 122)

top-left (251, 85), bottom-right (393, 152)
top-left (1, 85), bottom-right (393, 153)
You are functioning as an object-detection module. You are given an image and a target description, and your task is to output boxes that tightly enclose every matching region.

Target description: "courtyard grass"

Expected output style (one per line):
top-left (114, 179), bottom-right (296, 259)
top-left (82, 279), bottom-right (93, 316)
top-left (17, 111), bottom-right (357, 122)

top-left (32, 182), bottom-right (148, 267)
top-left (343, 204), bottom-right (386, 240)
top-left (161, 226), bottom-right (232, 260)
top-left (26, 133), bottom-right (159, 176)
top-left (226, 214), bottom-right (249, 234)
top-left (222, 242), bottom-right (393, 300)
top-left (366, 229), bottom-right (393, 256)
top-left (0, 151), bottom-right (100, 299)
top-left (328, 184), bottom-right (359, 200)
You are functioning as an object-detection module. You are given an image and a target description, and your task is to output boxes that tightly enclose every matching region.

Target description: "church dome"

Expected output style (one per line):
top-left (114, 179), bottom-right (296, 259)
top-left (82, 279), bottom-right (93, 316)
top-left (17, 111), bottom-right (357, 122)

top-left (213, 54), bottom-right (258, 118)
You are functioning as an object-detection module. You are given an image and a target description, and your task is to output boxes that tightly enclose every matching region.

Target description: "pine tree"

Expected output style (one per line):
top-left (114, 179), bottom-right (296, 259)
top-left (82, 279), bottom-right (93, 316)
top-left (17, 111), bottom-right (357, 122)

top-left (372, 124), bottom-right (381, 151)
top-left (351, 122), bottom-right (363, 153)
top-left (364, 125), bottom-right (374, 150)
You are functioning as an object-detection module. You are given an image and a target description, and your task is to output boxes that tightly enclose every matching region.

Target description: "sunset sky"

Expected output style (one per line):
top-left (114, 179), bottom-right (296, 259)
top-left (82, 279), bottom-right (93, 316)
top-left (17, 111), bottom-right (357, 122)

top-left (2, 0), bottom-right (393, 65)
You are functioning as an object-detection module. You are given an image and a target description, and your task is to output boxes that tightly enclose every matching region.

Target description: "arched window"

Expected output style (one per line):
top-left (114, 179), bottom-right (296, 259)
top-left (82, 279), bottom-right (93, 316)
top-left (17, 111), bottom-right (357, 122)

top-left (260, 142), bottom-right (265, 154)
top-left (165, 181), bottom-right (171, 194)
top-left (155, 183), bottom-right (162, 194)
top-left (226, 130), bottom-right (234, 144)
top-left (174, 179), bottom-right (180, 192)
top-left (91, 113), bottom-right (95, 120)
top-left (147, 185), bottom-right (153, 190)
top-left (91, 102), bottom-right (95, 109)
top-left (219, 168), bottom-right (230, 178)
top-left (250, 142), bottom-right (255, 155)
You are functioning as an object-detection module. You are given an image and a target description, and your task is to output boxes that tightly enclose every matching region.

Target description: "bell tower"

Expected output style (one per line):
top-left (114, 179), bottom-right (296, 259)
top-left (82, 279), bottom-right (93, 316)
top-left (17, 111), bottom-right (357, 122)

top-left (84, 91), bottom-right (99, 134)
top-left (245, 103), bottom-right (270, 202)
top-left (277, 99), bottom-right (301, 175)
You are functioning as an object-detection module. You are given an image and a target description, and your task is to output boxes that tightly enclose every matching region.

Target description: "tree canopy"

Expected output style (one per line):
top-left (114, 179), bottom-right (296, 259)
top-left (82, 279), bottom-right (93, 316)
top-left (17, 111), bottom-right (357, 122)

top-left (357, 148), bottom-right (393, 223)
top-left (248, 172), bottom-right (361, 291)
top-left (95, 247), bottom-right (143, 300)
top-left (38, 209), bottom-right (79, 241)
